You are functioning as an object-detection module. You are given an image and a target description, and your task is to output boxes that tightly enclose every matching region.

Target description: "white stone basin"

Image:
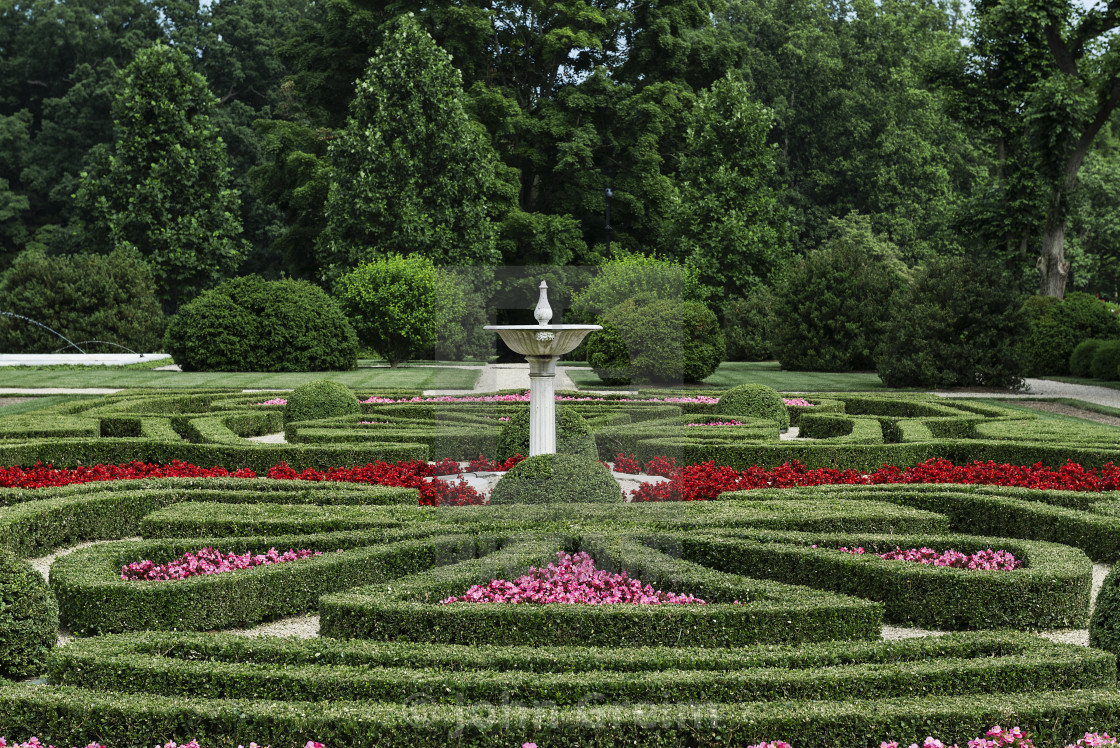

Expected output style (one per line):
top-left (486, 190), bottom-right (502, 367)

top-left (483, 324), bottom-right (601, 357)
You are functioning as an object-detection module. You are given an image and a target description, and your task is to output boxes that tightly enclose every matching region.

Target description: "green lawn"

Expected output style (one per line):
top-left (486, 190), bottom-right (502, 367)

top-left (0, 362), bottom-right (480, 390)
top-left (566, 360), bottom-right (888, 392)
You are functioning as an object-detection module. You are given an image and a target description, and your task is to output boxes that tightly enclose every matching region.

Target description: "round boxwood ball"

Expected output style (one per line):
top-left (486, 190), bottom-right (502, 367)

top-left (1091, 564), bottom-right (1120, 656)
top-left (0, 548), bottom-right (58, 679)
top-left (284, 379), bottom-right (360, 424)
top-left (716, 384), bottom-right (789, 430)
top-left (496, 407), bottom-right (597, 462)
top-left (1070, 339), bottom-right (1107, 378)
top-left (489, 453), bottom-right (624, 505)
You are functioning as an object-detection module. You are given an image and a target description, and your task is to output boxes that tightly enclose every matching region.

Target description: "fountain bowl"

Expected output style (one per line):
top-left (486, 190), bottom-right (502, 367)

top-left (483, 324), bottom-right (602, 358)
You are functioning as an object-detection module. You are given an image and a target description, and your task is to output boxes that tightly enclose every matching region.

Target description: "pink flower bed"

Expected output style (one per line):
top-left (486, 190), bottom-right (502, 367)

top-left (440, 551), bottom-right (706, 605)
top-left (686, 420), bottom-right (744, 427)
top-left (120, 547), bottom-right (328, 581)
top-left (837, 546), bottom-right (1022, 570)
top-left (252, 398), bottom-right (287, 406)
top-left (743, 727), bottom-right (1115, 748)
top-left (783, 398), bottom-right (814, 407)
top-left (0, 741), bottom-right (322, 748)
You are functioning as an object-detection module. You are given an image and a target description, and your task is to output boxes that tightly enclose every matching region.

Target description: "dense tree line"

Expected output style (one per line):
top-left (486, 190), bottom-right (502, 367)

top-left (1, 0), bottom-right (1119, 336)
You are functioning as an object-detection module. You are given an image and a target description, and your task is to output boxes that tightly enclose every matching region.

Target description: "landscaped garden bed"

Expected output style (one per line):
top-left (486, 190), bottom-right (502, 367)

top-left (4, 387), bottom-right (1120, 746)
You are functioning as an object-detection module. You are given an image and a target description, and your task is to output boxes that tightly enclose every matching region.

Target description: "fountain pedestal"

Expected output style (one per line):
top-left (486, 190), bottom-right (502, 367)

top-left (485, 282), bottom-right (601, 457)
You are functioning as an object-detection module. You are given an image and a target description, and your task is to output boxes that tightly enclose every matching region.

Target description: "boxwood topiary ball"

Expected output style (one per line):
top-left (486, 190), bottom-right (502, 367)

top-left (496, 407), bottom-right (597, 462)
top-left (716, 384), bottom-right (789, 430)
top-left (0, 547), bottom-right (58, 679)
top-left (284, 379), bottom-right (360, 424)
top-left (489, 453), bottom-right (624, 505)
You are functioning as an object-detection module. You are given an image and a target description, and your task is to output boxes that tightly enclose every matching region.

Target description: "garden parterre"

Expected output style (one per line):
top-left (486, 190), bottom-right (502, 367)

top-left (5, 389), bottom-right (1120, 746)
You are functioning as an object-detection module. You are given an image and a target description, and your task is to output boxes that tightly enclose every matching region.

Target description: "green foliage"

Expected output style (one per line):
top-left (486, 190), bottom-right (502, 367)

top-left (0, 547), bottom-right (58, 679)
top-left (163, 276), bottom-right (358, 372)
top-left (717, 384), bottom-right (789, 430)
top-left (876, 257), bottom-right (1026, 389)
top-left (586, 296), bottom-right (725, 385)
top-left (1019, 293), bottom-right (1120, 376)
top-left (1070, 339), bottom-right (1107, 378)
top-left (1090, 563), bottom-right (1120, 656)
top-left (722, 286), bottom-right (778, 361)
top-left (946, 0), bottom-right (1120, 296)
top-left (1090, 341), bottom-right (1120, 382)
top-left (773, 215), bottom-right (902, 372)
top-left (570, 252), bottom-right (707, 316)
top-left (335, 255), bottom-right (438, 367)
top-left (74, 43), bottom-right (245, 312)
top-left (496, 408), bottom-right (597, 462)
top-left (489, 453), bottom-right (623, 505)
top-left (283, 380), bottom-right (359, 425)
top-left (0, 246), bottom-right (165, 353)
top-left (675, 76), bottom-right (792, 308)
top-left (318, 14), bottom-right (505, 280)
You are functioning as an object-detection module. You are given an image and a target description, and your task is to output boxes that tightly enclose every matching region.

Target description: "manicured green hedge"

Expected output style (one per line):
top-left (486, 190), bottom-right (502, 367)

top-left (50, 533), bottom-right (491, 635)
top-left (649, 530), bottom-right (1091, 630)
top-left (0, 480), bottom-right (416, 557)
top-left (5, 679), bottom-right (1120, 748)
top-left (320, 534), bottom-right (882, 646)
top-left (47, 630), bottom-right (1111, 706)
top-left (137, 497), bottom-right (949, 540)
top-left (720, 483), bottom-right (1120, 563)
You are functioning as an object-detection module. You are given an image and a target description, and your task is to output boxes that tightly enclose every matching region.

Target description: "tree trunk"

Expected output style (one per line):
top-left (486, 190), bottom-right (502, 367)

top-left (1037, 218), bottom-right (1070, 298)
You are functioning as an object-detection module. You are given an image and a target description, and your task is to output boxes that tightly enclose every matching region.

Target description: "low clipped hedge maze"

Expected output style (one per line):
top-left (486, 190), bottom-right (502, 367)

top-left (4, 389), bottom-right (1120, 746)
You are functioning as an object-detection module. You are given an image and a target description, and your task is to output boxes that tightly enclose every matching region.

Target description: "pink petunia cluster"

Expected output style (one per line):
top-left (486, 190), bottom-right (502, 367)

top-left (120, 547), bottom-right (328, 581)
top-left (884, 725), bottom-right (1036, 748)
top-left (783, 398), bottom-right (814, 407)
top-left (252, 398), bottom-right (288, 406)
top-left (440, 551), bottom-right (706, 605)
top-left (0, 741), bottom-right (324, 748)
top-left (686, 421), bottom-right (744, 427)
top-left (748, 743), bottom-right (793, 748)
top-left (838, 545), bottom-right (1022, 570)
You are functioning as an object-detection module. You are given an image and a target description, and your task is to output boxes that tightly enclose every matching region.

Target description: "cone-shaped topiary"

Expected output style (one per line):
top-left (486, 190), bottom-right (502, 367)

top-left (284, 380), bottom-right (360, 424)
top-left (495, 406), bottom-right (597, 462)
top-left (489, 453), bottom-right (624, 505)
top-left (0, 548), bottom-right (58, 679)
top-left (716, 384), bottom-right (789, 430)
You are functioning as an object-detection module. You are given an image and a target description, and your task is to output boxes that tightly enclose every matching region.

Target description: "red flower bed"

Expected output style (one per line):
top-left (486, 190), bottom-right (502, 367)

top-left (4, 457), bottom-right (1120, 507)
top-left (630, 458), bottom-right (1120, 502)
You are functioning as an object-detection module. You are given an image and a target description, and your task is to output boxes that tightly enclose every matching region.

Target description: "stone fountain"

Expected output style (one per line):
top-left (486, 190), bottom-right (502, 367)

top-left (485, 281), bottom-right (601, 456)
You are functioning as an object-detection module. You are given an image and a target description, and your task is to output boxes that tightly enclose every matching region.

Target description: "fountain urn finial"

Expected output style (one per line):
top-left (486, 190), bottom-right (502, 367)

top-left (534, 281), bottom-right (553, 326)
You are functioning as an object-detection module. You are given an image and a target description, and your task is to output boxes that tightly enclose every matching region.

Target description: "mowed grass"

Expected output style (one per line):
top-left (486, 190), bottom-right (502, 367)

top-left (565, 360), bottom-right (888, 392)
top-left (0, 361), bottom-right (481, 390)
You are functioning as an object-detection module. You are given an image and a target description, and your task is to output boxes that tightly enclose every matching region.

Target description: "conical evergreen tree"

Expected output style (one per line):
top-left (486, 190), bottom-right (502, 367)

top-left (76, 43), bottom-right (245, 312)
top-left (318, 14), bottom-right (506, 281)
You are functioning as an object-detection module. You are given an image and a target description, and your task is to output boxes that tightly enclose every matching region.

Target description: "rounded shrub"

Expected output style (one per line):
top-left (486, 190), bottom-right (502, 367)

top-left (0, 246), bottom-right (165, 353)
top-left (875, 257), bottom-right (1025, 388)
top-left (1071, 339), bottom-right (1108, 378)
top-left (716, 384), bottom-right (790, 430)
top-left (0, 548), bottom-right (58, 679)
top-left (585, 296), bottom-right (724, 385)
top-left (489, 453), bottom-right (623, 505)
top-left (284, 379), bottom-right (360, 424)
top-left (1020, 292), bottom-right (1120, 376)
top-left (773, 220), bottom-right (901, 372)
top-left (1090, 564), bottom-right (1120, 656)
top-left (164, 276), bottom-right (358, 372)
top-left (335, 254), bottom-right (437, 367)
top-left (1090, 340), bottom-right (1120, 381)
top-left (496, 407), bottom-right (597, 462)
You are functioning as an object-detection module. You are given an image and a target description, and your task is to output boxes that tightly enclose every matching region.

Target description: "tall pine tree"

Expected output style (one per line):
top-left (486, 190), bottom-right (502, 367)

top-left (76, 43), bottom-right (245, 312)
top-left (317, 14), bottom-right (508, 281)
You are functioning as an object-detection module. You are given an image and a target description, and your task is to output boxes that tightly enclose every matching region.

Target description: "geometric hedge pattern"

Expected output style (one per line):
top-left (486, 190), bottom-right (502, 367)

top-left (2, 389), bottom-right (1120, 746)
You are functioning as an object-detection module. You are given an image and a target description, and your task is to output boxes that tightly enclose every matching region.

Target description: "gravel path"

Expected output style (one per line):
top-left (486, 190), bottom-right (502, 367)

top-left (932, 378), bottom-right (1120, 408)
